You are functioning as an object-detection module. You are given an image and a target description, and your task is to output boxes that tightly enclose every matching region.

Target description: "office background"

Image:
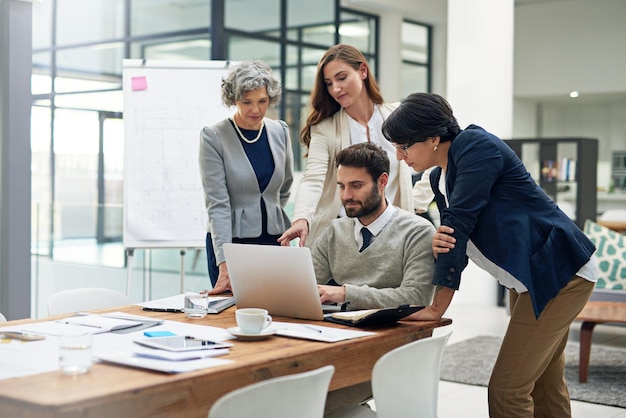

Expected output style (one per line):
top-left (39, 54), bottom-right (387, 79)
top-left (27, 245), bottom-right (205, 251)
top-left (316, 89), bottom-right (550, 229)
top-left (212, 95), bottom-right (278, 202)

top-left (1, 0), bottom-right (626, 320)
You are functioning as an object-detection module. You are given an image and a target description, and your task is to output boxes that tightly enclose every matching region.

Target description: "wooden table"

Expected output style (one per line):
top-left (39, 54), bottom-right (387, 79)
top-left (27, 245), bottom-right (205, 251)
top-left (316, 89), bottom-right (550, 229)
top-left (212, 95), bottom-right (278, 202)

top-left (0, 305), bottom-right (451, 418)
top-left (575, 301), bottom-right (626, 383)
top-left (596, 219), bottom-right (626, 233)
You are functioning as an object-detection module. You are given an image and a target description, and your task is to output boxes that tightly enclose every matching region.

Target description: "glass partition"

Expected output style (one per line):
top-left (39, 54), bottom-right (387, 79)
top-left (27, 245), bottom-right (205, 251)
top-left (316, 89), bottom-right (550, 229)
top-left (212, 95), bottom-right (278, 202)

top-left (27, 0), bottom-right (423, 297)
top-left (340, 11), bottom-right (376, 54)
top-left (401, 64), bottom-right (428, 99)
top-left (56, 0), bottom-right (125, 45)
top-left (131, 0), bottom-right (211, 36)
top-left (32, 53), bottom-right (52, 96)
top-left (225, 0), bottom-right (280, 33)
top-left (400, 20), bottom-right (431, 97)
top-left (401, 21), bottom-right (429, 64)
top-left (228, 36), bottom-right (281, 66)
top-left (287, 0), bottom-right (335, 43)
top-left (56, 44), bottom-right (125, 81)
top-left (139, 36), bottom-right (211, 61)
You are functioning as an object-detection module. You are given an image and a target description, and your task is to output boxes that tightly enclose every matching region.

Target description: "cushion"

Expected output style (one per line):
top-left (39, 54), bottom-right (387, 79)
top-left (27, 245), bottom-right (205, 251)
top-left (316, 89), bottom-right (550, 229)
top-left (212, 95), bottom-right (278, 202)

top-left (583, 219), bottom-right (626, 290)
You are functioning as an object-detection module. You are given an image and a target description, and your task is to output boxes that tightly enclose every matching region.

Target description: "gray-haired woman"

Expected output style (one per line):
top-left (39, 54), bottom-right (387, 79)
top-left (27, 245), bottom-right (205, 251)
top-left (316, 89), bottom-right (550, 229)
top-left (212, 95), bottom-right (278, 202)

top-left (199, 60), bottom-right (294, 294)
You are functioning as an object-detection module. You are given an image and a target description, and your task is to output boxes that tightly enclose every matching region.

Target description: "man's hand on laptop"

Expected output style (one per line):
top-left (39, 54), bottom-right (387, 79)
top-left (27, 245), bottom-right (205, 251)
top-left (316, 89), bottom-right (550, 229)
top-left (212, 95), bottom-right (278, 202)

top-left (318, 284), bottom-right (346, 305)
top-left (208, 263), bottom-right (232, 295)
top-left (278, 219), bottom-right (309, 247)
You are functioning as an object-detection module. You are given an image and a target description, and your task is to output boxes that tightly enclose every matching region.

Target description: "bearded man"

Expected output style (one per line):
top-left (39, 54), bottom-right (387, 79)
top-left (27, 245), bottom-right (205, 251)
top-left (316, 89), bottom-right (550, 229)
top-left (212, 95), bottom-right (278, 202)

top-left (313, 142), bottom-right (438, 417)
top-left (313, 142), bottom-right (436, 310)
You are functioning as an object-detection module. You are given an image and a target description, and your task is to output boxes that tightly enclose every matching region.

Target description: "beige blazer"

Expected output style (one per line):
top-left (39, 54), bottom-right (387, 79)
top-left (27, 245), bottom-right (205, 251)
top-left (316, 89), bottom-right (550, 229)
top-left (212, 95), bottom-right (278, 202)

top-left (291, 103), bottom-right (414, 247)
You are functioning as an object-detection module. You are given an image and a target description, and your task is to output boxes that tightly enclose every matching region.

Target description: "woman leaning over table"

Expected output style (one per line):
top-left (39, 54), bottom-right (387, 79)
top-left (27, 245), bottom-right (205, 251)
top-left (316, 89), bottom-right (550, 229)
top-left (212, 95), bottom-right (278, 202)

top-left (199, 60), bottom-right (294, 294)
top-left (278, 43), bottom-right (432, 248)
top-left (382, 92), bottom-right (597, 418)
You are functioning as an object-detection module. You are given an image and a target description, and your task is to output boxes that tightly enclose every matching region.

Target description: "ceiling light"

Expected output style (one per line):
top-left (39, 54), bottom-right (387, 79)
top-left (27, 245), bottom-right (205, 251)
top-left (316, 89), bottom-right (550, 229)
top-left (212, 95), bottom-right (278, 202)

top-left (569, 91), bottom-right (579, 98)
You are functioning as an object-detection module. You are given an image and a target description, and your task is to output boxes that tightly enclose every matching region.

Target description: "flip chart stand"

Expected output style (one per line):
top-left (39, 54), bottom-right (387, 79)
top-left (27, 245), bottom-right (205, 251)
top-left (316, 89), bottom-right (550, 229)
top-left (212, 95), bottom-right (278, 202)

top-left (125, 247), bottom-right (193, 301)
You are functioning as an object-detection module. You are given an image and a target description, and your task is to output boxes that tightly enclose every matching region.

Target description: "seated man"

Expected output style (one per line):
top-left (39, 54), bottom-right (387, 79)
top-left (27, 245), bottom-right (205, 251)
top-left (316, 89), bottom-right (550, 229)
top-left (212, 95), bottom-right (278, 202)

top-left (312, 142), bottom-right (436, 417)
top-left (313, 142), bottom-right (436, 310)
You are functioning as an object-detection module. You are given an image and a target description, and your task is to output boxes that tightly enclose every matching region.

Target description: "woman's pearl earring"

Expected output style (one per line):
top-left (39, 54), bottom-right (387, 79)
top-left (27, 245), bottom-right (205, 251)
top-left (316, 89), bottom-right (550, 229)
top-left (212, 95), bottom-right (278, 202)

top-left (434, 145), bottom-right (438, 151)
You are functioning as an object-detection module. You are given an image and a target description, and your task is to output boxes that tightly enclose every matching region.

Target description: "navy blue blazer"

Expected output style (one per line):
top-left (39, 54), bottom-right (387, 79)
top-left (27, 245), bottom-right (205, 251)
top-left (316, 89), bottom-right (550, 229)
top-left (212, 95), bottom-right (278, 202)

top-left (429, 125), bottom-right (595, 318)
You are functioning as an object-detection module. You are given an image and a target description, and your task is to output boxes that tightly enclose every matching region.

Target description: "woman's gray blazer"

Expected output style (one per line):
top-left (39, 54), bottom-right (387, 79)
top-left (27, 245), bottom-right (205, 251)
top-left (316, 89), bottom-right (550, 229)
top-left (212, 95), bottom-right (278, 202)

top-left (199, 118), bottom-right (294, 265)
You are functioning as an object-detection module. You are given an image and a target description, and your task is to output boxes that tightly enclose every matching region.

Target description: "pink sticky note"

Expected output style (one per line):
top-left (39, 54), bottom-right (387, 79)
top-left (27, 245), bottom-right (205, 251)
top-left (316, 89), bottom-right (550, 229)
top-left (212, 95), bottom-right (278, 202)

top-left (131, 76), bottom-right (148, 91)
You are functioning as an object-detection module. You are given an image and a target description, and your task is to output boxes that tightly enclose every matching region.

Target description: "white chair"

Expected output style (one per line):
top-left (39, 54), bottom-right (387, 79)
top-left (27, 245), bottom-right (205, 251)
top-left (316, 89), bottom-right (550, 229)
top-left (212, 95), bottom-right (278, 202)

top-left (208, 365), bottom-right (335, 418)
top-left (0, 312), bottom-right (6, 322)
top-left (47, 287), bottom-right (131, 315)
top-left (331, 331), bottom-right (452, 418)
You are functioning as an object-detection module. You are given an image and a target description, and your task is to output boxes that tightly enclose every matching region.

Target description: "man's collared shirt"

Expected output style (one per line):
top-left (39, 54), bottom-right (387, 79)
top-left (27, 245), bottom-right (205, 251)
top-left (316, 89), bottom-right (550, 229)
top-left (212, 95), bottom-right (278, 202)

top-left (353, 201), bottom-right (396, 249)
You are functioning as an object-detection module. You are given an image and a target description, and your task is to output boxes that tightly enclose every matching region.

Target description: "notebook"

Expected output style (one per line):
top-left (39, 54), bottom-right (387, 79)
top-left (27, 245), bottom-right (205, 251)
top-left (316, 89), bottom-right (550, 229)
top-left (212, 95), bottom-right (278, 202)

top-left (223, 243), bottom-right (329, 320)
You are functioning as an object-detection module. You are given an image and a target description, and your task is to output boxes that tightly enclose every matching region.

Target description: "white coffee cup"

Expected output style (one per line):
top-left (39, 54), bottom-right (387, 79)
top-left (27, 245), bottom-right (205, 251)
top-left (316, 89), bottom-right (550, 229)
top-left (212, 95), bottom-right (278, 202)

top-left (235, 308), bottom-right (272, 334)
top-left (58, 333), bottom-right (93, 375)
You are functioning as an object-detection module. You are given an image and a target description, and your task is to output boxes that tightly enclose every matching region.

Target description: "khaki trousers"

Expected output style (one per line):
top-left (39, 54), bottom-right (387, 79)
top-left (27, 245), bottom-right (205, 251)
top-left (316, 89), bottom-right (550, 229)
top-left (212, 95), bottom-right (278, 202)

top-left (488, 276), bottom-right (594, 418)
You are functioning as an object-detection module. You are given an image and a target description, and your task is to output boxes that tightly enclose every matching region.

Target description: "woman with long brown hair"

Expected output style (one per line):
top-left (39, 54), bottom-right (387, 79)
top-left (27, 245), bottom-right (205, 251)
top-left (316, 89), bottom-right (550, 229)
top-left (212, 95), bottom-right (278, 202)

top-left (279, 44), bottom-right (426, 248)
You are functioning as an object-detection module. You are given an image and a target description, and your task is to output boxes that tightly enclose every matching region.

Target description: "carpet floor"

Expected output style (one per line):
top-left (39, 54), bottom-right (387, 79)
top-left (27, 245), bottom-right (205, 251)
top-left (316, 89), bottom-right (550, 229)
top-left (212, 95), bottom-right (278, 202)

top-left (440, 336), bottom-right (626, 409)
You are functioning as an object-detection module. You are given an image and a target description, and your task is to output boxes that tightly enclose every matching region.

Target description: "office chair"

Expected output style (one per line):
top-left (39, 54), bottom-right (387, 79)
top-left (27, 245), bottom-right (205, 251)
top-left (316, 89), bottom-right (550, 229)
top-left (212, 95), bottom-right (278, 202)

top-left (330, 331), bottom-right (452, 418)
top-left (47, 287), bottom-right (131, 316)
top-left (207, 365), bottom-right (334, 418)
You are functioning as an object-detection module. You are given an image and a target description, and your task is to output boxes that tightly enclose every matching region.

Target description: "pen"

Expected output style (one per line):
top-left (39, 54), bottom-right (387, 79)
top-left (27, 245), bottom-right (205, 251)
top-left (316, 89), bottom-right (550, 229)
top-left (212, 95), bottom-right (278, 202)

top-left (142, 308), bottom-right (184, 313)
top-left (56, 320), bottom-right (102, 329)
top-left (303, 324), bottom-right (322, 333)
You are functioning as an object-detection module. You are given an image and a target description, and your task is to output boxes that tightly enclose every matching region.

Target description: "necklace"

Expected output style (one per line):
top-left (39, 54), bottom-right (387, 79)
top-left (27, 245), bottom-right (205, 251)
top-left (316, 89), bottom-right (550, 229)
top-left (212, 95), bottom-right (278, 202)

top-left (231, 117), bottom-right (264, 144)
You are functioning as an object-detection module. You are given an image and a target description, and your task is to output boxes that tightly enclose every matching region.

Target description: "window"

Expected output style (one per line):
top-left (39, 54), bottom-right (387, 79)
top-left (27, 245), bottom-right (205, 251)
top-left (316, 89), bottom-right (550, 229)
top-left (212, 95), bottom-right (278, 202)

top-left (29, 0), bottom-right (403, 270)
top-left (131, 0), bottom-right (210, 36)
top-left (400, 20), bottom-right (431, 98)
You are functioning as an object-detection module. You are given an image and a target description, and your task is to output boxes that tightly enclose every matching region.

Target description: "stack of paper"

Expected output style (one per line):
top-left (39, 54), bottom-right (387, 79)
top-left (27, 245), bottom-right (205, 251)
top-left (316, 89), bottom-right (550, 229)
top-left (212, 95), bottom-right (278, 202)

top-left (272, 321), bottom-right (375, 343)
top-left (97, 349), bottom-right (232, 373)
top-left (94, 317), bottom-right (234, 373)
top-left (58, 314), bottom-right (143, 332)
top-left (20, 314), bottom-right (144, 336)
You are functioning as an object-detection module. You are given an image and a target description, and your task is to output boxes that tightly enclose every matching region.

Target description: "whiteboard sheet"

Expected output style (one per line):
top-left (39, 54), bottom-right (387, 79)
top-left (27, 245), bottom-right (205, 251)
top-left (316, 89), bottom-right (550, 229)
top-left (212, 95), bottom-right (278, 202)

top-left (122, 59), bottom-right (232, 248)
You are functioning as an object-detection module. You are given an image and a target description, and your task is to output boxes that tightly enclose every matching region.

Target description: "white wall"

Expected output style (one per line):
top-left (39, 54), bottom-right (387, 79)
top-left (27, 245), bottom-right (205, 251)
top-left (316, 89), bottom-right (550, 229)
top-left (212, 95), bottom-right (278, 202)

top-left (512, 99), bottom-right (538, 137)
top-left (514, 0), bottom-right (626, 98)
top-left (513, 0), bottom-right (626, 170)
top-left (361, 0), bottom-right (626, 169)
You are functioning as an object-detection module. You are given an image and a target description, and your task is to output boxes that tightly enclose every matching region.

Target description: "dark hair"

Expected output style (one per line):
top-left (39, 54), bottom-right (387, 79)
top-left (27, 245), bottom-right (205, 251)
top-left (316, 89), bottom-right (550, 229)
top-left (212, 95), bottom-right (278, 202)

top-left (336, 142), bottom-right (389, 182)
top-left (300, 44), bottom-right (384, 148)
top-left (381, 92), bottom-right (460, 145)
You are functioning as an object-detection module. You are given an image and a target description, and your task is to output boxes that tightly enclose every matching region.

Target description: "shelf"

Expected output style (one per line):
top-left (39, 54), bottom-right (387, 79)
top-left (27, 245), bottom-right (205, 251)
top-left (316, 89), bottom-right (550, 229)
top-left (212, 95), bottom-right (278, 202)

top-left (504, 138), bottom-right (598, 229)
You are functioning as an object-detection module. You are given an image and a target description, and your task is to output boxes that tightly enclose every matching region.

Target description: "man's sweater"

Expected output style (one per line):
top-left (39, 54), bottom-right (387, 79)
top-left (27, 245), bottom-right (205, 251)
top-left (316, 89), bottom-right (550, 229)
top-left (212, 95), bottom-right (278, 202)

top-left (312, 208), bottom-right (436, 309)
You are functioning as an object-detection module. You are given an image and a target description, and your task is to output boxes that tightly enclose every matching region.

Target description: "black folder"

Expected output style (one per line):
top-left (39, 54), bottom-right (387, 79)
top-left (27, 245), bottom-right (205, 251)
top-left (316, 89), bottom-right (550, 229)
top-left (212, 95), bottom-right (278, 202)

top-left (324, 305), bottom-right (424, 328)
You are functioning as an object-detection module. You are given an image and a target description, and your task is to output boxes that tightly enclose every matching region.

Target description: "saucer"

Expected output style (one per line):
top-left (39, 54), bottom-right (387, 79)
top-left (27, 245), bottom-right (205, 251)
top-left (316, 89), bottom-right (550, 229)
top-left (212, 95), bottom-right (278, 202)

top-left (226, 327), bottom-right (276, 341)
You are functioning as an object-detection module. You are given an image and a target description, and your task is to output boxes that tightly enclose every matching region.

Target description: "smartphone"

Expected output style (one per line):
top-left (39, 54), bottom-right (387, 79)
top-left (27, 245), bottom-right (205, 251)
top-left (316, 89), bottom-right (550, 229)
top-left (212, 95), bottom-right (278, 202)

top-left (134, 336), bottom-right (232, 352)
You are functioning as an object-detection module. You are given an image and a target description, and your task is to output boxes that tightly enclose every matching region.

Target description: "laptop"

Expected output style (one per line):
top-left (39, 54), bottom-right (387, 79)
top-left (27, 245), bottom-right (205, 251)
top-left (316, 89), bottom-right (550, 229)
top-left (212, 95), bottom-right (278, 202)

top-left (223, 243), bottom-right (336, 320)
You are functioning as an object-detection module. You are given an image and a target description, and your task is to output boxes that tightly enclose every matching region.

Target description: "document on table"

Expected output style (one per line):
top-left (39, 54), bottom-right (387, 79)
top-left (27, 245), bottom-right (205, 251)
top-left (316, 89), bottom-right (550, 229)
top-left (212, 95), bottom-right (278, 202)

top-left (0, 331), bottom-right (60, 380)
top-left (0, 317), bottom-right (236, 380)
top-left (96, 352), bottom-right (232, 373)
top-left (94, 319), bottom-right (234, 373)
top-left (18, 313), bottom-right (146, 336)
top-left (272, 321), bottom-right (376, 343)
top-left (137, 294), bottom-right (235, 313)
